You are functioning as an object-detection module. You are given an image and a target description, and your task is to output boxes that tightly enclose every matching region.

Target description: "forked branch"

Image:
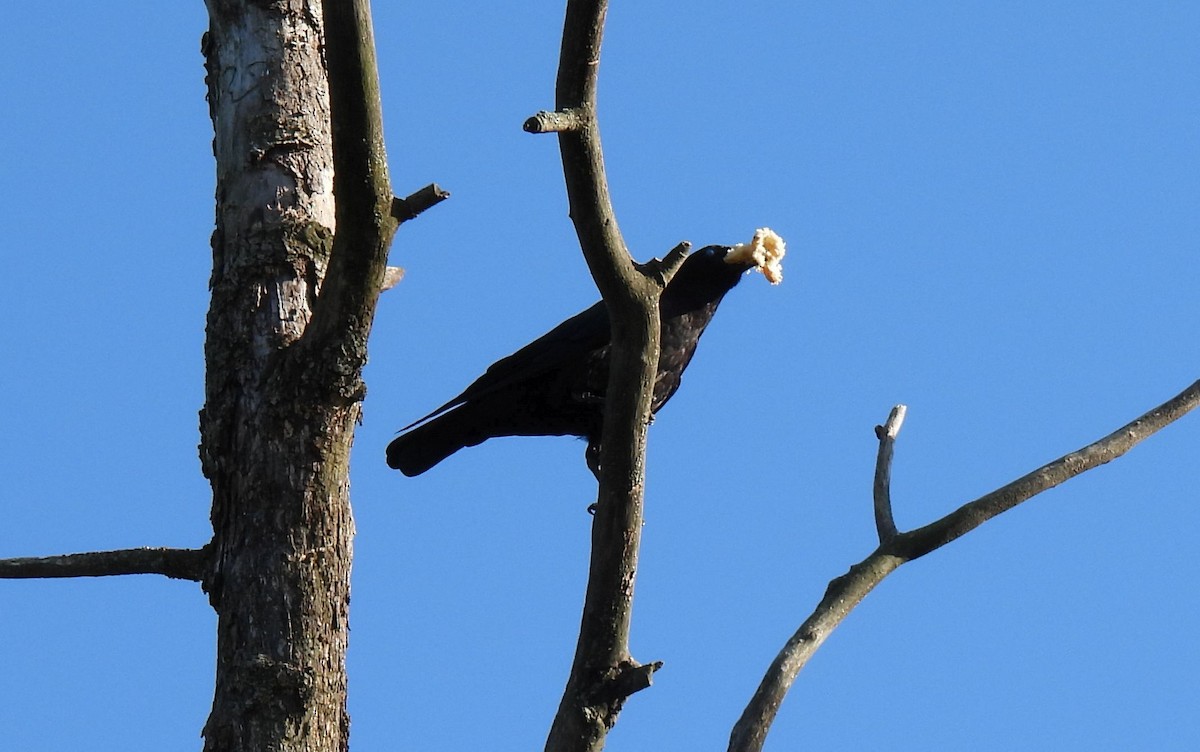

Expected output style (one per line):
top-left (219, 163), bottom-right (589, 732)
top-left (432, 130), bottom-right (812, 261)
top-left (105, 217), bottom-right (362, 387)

top-left (308, 0), bottom-right (449, 355)
top-left (730, 379), bottom-right (1200, 752)
top-left (306, 0), bottom-right (398, 351)
top-left (532, 1), bottom-right (666, 750)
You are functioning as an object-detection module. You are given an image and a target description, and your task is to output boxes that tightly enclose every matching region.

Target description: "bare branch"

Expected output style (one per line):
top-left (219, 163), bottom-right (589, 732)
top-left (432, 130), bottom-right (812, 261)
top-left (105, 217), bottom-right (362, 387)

top-left (0, 546), bottom-right (209, 582)
top-left (524, 108), bottom-right (587, 134)
top-left (304, 0), bottom-right (399, 356)
top-left (895, 379), bottom-right (1200, 560)
top-left (546, 0), bottom-right (643, 303)
top-left (539, 1), bottom-right (665, 750)
top-left (731, 379), bottom-right (1200, 752)
top-left (872, 404), bottom-right (906, 541)
top-left (391, 183), bottom-right (450, 223)
top-left (729, 552), bottom-right (902, 752)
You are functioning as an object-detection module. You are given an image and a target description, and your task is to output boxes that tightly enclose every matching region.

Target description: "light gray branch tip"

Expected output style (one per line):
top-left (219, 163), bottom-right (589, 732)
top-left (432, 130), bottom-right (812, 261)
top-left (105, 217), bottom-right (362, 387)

top-left (883, 404), bottom-right (906, 438)
top-left (381, 266), bottom-right (404, 291)
top-left (874, 404), bottom-right (907, 440)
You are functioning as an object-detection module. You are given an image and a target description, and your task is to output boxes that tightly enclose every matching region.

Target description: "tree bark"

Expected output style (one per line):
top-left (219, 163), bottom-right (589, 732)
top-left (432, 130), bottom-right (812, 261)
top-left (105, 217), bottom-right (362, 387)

top-left (199, 2), bottom-right (353, 749)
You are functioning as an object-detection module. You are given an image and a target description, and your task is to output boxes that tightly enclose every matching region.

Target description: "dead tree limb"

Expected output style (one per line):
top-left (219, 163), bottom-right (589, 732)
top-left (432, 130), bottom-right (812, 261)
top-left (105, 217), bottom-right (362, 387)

top-left (0, 546), bottom-right (209, 582)
top-left (729, 379), bottom-right (1200, 752)
top-left (306, 0), bottom-right (398, 358)
top-left (528, 1), bottom-right (669, 749)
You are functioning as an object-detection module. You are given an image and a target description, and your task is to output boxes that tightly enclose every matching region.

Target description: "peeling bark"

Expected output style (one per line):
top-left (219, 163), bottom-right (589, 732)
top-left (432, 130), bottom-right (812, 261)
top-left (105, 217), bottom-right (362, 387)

top-left (199, 2), bottom-right (353, 750)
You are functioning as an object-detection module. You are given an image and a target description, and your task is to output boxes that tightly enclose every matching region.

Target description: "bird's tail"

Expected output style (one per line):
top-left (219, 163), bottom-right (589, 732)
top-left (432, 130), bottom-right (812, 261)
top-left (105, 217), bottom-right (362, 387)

top-left (385, 408), bottom-right (486, 477)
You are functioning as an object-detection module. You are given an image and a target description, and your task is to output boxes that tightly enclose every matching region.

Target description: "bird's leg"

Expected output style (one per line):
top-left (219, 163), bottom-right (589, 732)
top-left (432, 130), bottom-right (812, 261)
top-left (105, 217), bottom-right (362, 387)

top-left (585, 442), bottom-right (602, 514)
top-left (586, 440), bottom-right (602, 479)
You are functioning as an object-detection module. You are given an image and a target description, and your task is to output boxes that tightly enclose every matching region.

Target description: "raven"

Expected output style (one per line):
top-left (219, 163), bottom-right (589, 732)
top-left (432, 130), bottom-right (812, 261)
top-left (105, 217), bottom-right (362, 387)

top-left (386, 239), bottom-right (782, 477)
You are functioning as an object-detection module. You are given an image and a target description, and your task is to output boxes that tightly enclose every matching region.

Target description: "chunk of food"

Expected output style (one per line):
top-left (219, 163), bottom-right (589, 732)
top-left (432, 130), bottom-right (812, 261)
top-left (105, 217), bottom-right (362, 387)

top-left (726, 227), bottom-right (786, 284)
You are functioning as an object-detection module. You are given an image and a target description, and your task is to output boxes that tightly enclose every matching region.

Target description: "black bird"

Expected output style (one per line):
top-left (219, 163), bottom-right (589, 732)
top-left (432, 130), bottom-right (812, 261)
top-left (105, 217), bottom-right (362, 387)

top-left (386, 244), bottom-right (764, 477)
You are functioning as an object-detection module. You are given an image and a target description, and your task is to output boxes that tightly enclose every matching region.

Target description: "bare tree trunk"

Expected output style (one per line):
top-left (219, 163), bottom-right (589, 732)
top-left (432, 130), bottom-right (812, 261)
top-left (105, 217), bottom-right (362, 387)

top-left (196, 0), bottom-right (417, 745)
top-left (199, 2), bottom-right (352, 749)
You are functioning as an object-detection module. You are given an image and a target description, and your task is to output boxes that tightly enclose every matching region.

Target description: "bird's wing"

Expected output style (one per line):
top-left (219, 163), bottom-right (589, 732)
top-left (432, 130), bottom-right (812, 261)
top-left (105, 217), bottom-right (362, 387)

top-left (399, 301), bottom-right (610, 431)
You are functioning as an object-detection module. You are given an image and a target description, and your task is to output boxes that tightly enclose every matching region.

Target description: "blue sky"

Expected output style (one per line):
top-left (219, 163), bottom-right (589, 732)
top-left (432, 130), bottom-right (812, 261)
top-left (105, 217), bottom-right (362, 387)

top-left (3, 2), bottom-right (1198, 750)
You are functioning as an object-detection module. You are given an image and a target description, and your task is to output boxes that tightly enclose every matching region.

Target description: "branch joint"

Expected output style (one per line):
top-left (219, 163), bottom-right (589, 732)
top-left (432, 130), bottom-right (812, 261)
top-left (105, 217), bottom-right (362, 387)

top-left (635, 241), bottom-right (692, 289)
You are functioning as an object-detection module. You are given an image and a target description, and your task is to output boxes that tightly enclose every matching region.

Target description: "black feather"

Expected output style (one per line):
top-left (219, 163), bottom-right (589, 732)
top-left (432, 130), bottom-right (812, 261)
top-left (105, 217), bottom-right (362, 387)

top-left (386, 245), bottom-right (752, 476)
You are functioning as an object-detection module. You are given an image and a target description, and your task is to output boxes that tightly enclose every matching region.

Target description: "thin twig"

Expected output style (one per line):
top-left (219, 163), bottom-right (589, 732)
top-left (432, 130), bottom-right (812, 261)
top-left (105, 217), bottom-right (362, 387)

top-left (872, 404), bottom-right (905, 541)
top-left (894, 379), bottom-right (1200, 560)
top-left (0, 546), bottom-right (209, 582)
top-left (730, 379), bottom-right (1200, 752)
top-left (729, 551), bottom-right (902, 752)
